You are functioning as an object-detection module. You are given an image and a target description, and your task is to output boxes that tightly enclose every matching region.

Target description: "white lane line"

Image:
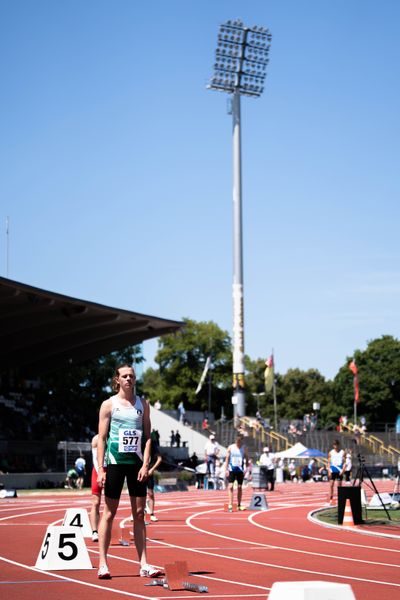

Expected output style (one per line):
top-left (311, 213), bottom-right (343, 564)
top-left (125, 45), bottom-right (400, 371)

top-left (0, 555), bottom-right (156, 599)
top-left (87, 548), bottom-right (270, 593)
top-left (147, 532), bottom-right (400, 589)
top-left (185, 506), bottom-right (400, 568)
top-left (0, 508), bottom-right (76, 522)
top-left (248, 508), bottom-right (400, 553)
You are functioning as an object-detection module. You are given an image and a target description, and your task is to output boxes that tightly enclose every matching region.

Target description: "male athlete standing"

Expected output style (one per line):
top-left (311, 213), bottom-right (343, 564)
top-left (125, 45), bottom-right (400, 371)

top-left (224, 435), bottom-right (248, 512)
top-left (96, 364), bottom-right (163, 580)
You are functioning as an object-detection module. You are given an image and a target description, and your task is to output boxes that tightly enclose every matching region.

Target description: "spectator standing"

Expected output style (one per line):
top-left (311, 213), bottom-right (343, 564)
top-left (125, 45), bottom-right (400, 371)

top-left (175, 430), bottom-right (181, 448)
top-left (204, 434), bottom-right (220, 478)
top-left (259, 447), bottom-right (276, 491)
top-left (178, 401), bottom-right (185, 423)
top-left (288, 460), bottom-right (297, 482)
top-left (188, 452), bottom-right (198, 470)
top-left (344, 452), bottom-right (352, 482)
top-left (151, 429), bottom-right (160, 445)
top-left (75, 454), bottom-right (86, 490)
top-left (301, 463), bottom-right (310, 483)
top-left (328, 439), bottom-right (344, 505)
top-left (202, 417), bottom-right (210, 432)
top-left (170, 430), bottom-right (176, 447)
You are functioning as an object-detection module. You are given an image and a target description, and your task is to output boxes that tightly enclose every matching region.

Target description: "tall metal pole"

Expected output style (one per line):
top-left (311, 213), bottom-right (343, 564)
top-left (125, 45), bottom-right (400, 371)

top-left (273, 379), bottom-right (278, 431)
top-left (208, 19), bottom-right (272, 421)
top-left (232, 90), bottom-right (246, 418)
top-left (6, 216), bottom-right (10, 278)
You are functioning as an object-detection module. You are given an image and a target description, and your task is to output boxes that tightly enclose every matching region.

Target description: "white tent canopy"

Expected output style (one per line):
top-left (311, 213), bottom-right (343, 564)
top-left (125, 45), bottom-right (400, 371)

top-left (274, 442), bottom-right (307, 458)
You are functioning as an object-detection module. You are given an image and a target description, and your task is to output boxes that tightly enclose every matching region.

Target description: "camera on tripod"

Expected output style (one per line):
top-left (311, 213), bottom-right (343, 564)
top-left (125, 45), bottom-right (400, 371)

top-left (356, 452), bottom-right (365, 465)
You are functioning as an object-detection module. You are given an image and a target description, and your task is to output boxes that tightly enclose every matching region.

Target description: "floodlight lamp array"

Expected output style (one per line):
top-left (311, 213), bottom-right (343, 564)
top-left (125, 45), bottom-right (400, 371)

top-left (208, 20), bottom-right (271, 97)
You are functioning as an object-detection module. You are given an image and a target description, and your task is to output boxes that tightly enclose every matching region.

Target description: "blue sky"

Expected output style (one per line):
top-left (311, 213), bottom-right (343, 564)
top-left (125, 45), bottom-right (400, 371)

top-left (1, 1), bottom-right (399, 381)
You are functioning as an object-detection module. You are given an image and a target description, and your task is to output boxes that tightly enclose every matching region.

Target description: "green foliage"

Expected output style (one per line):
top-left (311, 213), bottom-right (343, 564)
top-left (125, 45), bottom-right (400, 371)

top-left (245, 358), bottom-right (333, 425)
top-left (36, 346), bottom-right (144, 437)
top-left (277, 368), bottom-right (333, 424)
top-left (142, 318), bottom-right (233, 415)
top-left (333, 335), bottom-right (400, 424)
top-left (244, 356), bottom-right (269, 414)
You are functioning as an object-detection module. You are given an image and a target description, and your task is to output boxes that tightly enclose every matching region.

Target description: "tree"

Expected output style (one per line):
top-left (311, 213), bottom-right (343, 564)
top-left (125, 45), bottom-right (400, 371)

top-left (276, 368), bottom-right (333, 426)
top-left (32, 345), bottom-right (144, 440)
top-left (333, 335), bottom-right (400, 426)
top-left (245, 356), bottom-right (269, 415)
top-left (142, 318), bottom-right (233, 415)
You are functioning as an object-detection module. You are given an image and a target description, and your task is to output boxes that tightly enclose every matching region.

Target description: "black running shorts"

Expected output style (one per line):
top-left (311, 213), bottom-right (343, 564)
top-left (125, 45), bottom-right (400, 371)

top-left (104, 463), bottom-right (147, 499)
top-left (228, 470), bottom-right (244, 485)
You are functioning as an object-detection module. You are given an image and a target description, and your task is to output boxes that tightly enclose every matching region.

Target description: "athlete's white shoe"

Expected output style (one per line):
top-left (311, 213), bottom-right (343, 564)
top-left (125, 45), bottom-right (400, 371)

top-left (140, 564), bottom-right (164, 578)
top-left (98, 564), bottom-right (111, 579)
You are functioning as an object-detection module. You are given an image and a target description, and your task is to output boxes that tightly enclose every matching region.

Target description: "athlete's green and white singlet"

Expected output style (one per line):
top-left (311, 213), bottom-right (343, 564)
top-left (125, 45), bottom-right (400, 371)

top-left (106, 395), bottom-right (144, 465)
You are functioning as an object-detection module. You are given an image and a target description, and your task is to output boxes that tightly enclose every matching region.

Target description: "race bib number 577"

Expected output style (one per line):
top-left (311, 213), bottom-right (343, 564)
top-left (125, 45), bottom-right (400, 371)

top-left (118, 428), bottom-right (141, 453)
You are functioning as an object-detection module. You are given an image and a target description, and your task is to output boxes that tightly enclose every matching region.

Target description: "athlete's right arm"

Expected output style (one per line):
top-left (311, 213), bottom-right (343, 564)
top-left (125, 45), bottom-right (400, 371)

top-left (97, 399), bottom-right (112, 487)
top-left (224, 447), bottom-right (231, 476)
top-left (327, 450), bottom-right (332, 475)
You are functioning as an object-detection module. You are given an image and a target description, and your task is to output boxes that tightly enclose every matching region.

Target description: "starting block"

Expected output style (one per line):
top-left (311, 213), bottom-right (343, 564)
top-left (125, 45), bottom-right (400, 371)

top-left (147, 561), bottom-right (207, 593)
top-left (164, 560), bottom-right (189, 590)
top-left (111, 519), bottom-right (129, 546)
top-left (249, 493), bottom-right (268, 511)
top-left (62, 508), bottom-right (92, 538)
top-left (35, 525), bottom-right (92, 571)
top-left (224, 502), bottom-right (238, 512)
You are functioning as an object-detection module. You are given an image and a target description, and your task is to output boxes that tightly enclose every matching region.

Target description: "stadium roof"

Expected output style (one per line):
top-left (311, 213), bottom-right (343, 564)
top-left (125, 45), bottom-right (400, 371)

top-left (0, 277), bottom-right (183, 374)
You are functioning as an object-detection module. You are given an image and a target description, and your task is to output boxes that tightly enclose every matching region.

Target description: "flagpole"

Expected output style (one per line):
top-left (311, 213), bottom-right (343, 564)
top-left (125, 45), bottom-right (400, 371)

top-left (208, 368), bottom-right (212, 417)
top-left (349, 359), bottom-right (359, 424)
top-left (272, 349), bottom-right (277, 431)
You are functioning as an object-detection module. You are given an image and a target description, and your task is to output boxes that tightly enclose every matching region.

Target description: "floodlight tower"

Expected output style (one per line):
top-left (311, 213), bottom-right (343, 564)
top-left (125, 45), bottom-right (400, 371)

top-left (208, 20), bottom-right (272, 419)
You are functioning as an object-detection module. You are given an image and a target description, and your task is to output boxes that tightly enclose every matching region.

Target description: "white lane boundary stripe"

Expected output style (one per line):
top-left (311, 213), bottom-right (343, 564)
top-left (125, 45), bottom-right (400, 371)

top-left (0, 555), bottom-right (153, 599)
top-left (87, 549), bottom-right (271, 593)
top-left (184, 506), bottom-right (399, 569)
top-left (308, 507), bottom-right (400, 540)
top-left (176, 507), bottom-right (400, 587)
top-left (247, 506), bottom-right (400, 553)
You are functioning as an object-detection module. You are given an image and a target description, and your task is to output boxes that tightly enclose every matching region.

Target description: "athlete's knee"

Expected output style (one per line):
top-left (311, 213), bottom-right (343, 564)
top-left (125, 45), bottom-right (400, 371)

top-left (134, 507), bottom-right (145, 521)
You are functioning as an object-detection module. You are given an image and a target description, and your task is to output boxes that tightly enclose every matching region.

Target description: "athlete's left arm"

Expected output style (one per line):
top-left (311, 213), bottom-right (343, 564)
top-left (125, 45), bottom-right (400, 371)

top-left (148, 452), bottom-right (162, 476)
top-left (138, 398), bottom-right (151, 481)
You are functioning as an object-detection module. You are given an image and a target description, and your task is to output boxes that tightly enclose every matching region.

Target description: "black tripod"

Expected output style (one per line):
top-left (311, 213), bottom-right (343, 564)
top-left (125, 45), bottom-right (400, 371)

top-left (352, 452), bottom-right (391, 520)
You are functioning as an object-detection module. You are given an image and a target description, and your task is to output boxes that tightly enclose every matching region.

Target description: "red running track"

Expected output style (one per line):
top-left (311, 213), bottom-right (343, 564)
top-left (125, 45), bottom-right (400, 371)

top-left (0, 481), bottom-right (399, 600)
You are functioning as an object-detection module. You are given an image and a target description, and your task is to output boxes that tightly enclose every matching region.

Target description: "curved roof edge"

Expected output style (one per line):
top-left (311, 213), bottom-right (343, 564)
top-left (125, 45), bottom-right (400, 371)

top-left (0, 276), bottom-right (184, 373)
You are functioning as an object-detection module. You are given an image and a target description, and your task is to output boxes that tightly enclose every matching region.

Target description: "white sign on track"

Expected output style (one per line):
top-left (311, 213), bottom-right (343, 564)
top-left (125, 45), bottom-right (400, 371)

top-left (249, 493), bottom-right (268, 510)
top-left (35, 525), bottom-right (92, 571)
top-left (62, 508), bottom-right (92, 537)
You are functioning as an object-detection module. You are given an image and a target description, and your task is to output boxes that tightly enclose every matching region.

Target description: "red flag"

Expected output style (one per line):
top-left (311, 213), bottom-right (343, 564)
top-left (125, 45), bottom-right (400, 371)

top-left (348, 360), bottom-right (359, 403)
